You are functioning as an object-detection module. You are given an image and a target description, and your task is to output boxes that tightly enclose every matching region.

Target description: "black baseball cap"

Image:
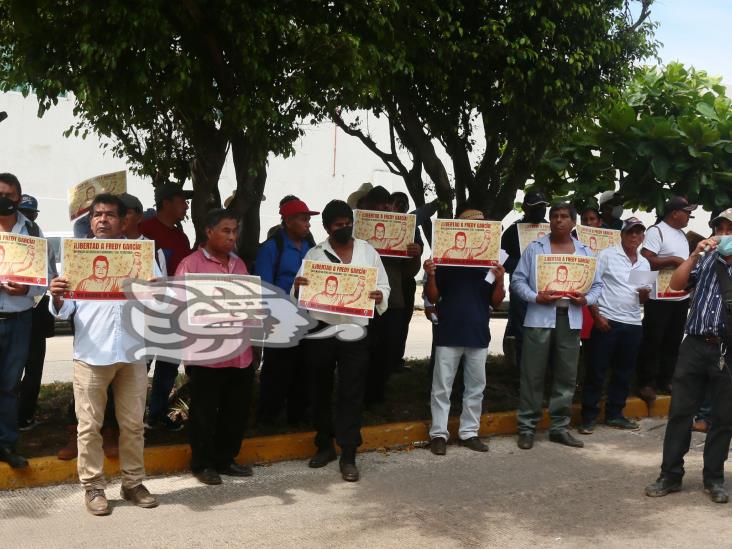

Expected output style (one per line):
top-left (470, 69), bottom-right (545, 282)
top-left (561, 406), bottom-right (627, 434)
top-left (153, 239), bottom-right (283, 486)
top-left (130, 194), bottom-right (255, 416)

top-left (154, 183), bottom-right (194, 205)
top-left (118, 192), bottom-right (144, 213)
top-left (663, 196), bottom-right (697, 214)
top-left (524, 191), bottom-right (549, 207)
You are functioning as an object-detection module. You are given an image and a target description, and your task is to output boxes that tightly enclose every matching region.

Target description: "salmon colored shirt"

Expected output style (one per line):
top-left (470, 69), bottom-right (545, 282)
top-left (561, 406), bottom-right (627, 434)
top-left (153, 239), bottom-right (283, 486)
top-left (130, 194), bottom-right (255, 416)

top-left (175, 247), bottom-right (253, 369)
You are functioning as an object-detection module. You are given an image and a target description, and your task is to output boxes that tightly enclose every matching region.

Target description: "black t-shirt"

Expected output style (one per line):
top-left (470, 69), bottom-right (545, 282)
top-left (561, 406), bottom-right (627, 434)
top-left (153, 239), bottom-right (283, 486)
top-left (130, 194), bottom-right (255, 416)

top-left (434, 266), bottom-right (494, 348)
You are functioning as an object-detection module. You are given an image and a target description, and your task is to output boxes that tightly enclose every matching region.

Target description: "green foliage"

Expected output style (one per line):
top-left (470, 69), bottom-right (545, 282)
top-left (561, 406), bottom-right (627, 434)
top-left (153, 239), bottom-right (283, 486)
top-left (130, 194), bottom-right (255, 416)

top-left (537, 62), bottom-right (732, 214)
top-left (331, 0), bottom-right (657, 219)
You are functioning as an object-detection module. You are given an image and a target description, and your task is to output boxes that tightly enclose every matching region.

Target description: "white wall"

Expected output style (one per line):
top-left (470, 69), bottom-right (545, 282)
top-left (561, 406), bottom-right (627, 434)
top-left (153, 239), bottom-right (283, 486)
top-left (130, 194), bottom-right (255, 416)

top-left (0, 90), bottom-right (712, 245)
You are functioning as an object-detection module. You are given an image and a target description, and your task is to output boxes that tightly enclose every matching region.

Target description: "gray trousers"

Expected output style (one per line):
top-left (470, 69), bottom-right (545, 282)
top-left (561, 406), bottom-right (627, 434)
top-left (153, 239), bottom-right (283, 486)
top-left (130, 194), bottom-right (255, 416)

top-left (517, 310), bottom-right (580, 435)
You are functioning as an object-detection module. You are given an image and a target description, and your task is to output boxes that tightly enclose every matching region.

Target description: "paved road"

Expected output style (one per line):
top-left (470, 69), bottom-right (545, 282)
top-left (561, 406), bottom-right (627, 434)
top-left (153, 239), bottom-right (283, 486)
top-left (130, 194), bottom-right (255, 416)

top-left (1, 419), bottom-right (727, 548)
top-left (41, 315), bottom-right (509, 384)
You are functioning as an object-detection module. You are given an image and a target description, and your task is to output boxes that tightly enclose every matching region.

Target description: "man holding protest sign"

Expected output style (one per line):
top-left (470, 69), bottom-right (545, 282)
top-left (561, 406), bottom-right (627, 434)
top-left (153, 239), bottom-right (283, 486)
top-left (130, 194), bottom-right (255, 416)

top-left (423, 204), bottom-right (506, 455)
top-left (511, 203), bottom-right (602, 450)
top-left (0, 174), bottom-right (49, 469)
top-left (49, 193), bottom-right (161, 516)
top-left (293, 199), bottom-right (390, 482)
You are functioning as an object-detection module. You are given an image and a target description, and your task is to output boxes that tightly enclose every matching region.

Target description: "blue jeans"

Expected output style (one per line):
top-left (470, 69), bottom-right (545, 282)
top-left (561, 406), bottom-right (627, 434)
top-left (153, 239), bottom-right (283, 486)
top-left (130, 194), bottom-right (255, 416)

top-left (148, 359), bottom-right (180, 422)
top-left (0, 310), bottom-right (32, 447)
top-left (581, 320), bottom-right (643, 424)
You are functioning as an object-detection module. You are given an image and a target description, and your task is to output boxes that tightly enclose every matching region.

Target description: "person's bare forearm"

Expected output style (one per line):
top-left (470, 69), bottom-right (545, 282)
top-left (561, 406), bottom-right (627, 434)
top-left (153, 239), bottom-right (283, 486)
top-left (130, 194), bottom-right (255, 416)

top-left (669, 255), bottom-right (699, 291)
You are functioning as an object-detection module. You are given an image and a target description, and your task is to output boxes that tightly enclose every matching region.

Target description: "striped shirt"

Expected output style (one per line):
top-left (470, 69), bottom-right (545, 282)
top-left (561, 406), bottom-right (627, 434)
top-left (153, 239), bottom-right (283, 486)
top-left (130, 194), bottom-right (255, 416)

top-left (685, 252), bottom-right (732, 336)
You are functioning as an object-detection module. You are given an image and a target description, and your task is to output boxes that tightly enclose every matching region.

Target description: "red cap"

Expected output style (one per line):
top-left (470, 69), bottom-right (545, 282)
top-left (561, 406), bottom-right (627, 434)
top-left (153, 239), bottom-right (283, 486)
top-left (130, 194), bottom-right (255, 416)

top-left (279, 199), bottom-right (319, 217)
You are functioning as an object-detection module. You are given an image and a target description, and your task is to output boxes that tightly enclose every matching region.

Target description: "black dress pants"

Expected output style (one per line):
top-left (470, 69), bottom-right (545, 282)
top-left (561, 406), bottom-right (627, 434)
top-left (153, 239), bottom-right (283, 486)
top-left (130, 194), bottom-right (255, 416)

top-left (257, 345), bottom-right (309, 425)
top-left (305, 331), bottom-right (369, 451)
top-left (187, 365), bottom-right (254, 472)
top-left (636, 299), bottom-right (689, 389)
top-left (365, 309), bottom-right (403, 404)
top-left (661, 336), bottom-right (732, 485)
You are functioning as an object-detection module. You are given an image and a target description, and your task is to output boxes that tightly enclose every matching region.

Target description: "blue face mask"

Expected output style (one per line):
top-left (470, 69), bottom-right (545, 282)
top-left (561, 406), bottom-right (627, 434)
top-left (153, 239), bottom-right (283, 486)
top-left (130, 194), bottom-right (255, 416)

top-left (717, 236), bottom-right (732, 257)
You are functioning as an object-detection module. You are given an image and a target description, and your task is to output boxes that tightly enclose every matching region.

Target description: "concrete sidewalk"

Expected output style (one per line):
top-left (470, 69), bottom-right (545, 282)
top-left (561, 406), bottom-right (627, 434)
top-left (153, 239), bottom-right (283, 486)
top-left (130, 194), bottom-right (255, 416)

top-left (1, 419), bottom-right (726, 549)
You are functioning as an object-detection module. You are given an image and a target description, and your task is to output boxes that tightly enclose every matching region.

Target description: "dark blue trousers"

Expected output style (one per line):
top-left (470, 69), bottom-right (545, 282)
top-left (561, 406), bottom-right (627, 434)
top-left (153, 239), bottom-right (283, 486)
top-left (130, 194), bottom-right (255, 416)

top-left (581, 320), bottom-right (642, 424)
top-left (0, 310), bottom-right (32, 448)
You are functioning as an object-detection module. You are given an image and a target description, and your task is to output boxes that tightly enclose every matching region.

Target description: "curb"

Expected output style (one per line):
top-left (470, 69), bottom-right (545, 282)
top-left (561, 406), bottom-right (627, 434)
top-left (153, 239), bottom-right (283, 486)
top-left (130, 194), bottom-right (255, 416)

top-left (0, 396), bottom-right (670, 491)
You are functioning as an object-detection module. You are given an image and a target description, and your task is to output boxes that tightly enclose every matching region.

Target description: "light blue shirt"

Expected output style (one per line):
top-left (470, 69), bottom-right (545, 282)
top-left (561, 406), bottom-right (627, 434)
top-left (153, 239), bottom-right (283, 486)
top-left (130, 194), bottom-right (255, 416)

top-left (0, 212), bottom-right (50, 313)
top-left (510, 235), bottom-right (602, 329)
top-left (50, 237), bottom-right (163, 365)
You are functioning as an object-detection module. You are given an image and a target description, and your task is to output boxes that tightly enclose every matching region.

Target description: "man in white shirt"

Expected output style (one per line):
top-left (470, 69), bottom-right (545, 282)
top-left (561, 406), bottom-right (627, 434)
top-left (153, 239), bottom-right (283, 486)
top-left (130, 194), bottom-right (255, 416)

top-left (636, 197), bottom-right (695, 403)
top-left (579, 218), bottom-right (651, 434)
top-left (49, 193), bottom-right (161, 516)
top-left (293, 199), bottom-right (390, 482)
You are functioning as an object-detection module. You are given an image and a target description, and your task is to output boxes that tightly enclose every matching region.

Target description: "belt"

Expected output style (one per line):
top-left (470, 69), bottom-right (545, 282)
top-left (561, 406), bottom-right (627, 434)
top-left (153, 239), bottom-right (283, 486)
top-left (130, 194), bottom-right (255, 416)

top-left (556, 308), bottom-right (569, 316)
top-left (0, 311), bottom-right (22, 319)
top-left (694, 335), bottom-right (722, 345)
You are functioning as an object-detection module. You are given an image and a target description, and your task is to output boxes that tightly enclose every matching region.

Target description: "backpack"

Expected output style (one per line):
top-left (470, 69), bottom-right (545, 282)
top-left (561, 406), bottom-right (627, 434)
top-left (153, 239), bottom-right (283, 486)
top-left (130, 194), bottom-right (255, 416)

top-left (257, 228), bottom-right (316, 281)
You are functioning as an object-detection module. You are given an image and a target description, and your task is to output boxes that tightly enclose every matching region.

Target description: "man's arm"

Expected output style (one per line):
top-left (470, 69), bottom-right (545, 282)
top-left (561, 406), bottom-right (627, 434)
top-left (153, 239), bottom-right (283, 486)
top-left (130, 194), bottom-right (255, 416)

top-left (669, 238), bottom-right (716, 291)
top-left (510, 246), bottom-right (538, 303)
top-left (640, 249), bottom-right (684, 271)
top-left (254, 240), bottom-right (277, 285)
top-left (423, 259), bottom-right (439, 304)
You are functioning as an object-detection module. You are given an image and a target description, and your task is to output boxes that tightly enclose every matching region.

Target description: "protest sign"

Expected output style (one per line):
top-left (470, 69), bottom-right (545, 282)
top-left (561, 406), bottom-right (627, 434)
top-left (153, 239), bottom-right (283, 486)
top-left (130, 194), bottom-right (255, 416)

top-left (576, 225), bottom-right (621, 254)
top-left (655, 268), bottom-right (689, 300)
top-left (298, 260), bottom-right (377, 318)
top-left (353, 210), bottom-right (417, 258)
top-left (536, 254), bottom-right (597, 296)
top-left (517, 223), bottom-right (551, 253)
top-left (432, 218), bottom-right (501, 267)
top-left (0, 233), bottom-right (48, 285)
top-left (62, 238), bottom-right (154, 299)
top-left (68, 171), bottom-right (127, 220)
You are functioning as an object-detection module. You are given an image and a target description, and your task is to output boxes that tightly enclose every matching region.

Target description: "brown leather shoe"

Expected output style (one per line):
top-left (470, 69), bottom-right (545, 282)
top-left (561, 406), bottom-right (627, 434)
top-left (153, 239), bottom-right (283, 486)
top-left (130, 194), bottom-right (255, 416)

top-left (638, 386), bottom-right (657, 403)
top-left (57, 426), bottom-right (78, 461)
top-left (430, 437), bottom-right (447, 456)
top-left (85, 489), bottom-right (111, 516)
top-left (121, 484), bottom-right (159, 508)
top-left (102, 426), bottom-right (119, 459)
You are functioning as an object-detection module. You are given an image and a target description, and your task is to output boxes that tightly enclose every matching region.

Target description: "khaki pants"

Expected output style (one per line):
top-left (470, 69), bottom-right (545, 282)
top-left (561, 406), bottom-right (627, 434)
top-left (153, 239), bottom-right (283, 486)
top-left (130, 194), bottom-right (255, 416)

top-left (73, 360), bottom-right (147, 490)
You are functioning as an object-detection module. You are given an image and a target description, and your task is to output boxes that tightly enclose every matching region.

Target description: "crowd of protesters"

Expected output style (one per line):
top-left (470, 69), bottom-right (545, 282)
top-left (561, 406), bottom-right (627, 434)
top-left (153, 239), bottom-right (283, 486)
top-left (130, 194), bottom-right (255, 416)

top-left (1, 170), bottom-right (732, 514)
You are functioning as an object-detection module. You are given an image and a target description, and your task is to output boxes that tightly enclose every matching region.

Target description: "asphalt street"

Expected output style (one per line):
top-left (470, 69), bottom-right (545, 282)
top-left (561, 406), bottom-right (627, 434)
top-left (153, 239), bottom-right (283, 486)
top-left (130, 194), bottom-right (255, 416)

top-left (1, 419), bottom-right (727, 548)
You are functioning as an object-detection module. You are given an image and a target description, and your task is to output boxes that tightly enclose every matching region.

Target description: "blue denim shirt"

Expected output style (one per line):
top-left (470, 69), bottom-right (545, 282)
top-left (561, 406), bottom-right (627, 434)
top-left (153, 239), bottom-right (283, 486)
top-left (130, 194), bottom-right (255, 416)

top-left (510, 235), bottom-right (602, 329)
top-left (0, 212), bottom-right (49, 313)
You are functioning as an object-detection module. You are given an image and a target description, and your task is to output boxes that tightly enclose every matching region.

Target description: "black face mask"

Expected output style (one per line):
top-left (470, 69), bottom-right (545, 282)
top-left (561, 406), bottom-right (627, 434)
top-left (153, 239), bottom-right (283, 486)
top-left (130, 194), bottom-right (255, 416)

top-left (331, 225), bottom-right (353, 244)
top-left (0, 196), bottom-right (18, 216)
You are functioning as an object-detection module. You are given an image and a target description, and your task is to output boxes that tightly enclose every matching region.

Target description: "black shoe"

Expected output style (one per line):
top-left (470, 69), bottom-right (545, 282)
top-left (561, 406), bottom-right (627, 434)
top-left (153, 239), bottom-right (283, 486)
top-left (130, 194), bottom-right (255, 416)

top-left (339, 461), bottom-right (360, 482)
top-left (459, 437), bottom-right (488, 452)
top-left (430, 437), bottom-right (447, 456)
top-left (217, 462), bottom-right (253, 477)
top-left (705, 483), bottom-right (729, 504)
top-left (0, 446), bottom-right (29, 469)
top-left (517, 433), bottom-right (534, 450)
top-left (549, 431), bottom-right (584, 448)
top-left (308, 446), bottom-right (337, 468)
top-left (193, 468), bottom-right (222, 485)
top-left (645, 475), bottom-right (682, 497)
top-left (18, 417), bottom-right (39, 432)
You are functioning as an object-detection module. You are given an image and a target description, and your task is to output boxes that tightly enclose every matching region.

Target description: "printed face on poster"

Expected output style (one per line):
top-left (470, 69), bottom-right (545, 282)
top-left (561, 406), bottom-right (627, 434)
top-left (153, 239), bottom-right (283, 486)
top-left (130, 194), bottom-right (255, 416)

top-left (536, 254), bottom-right (596, 296)
top-left (353, 210), bottom-right (417, 257)
top-left (431, 219), bottom-right (502, 267)
top-left (517, 223), bottom-right (551, 253)
top-left (298, 260), bottom-right (377, 318)
top-left (575, 225), bottom-right (621, 254)
top-left (0, 233), bottom-right (48, 286)
top-left (655, 268), bottom-right (689, 300)
top-left (68, 171), bottom-right (127, 221)
top-left (62, 238), bottom-right (154, 299)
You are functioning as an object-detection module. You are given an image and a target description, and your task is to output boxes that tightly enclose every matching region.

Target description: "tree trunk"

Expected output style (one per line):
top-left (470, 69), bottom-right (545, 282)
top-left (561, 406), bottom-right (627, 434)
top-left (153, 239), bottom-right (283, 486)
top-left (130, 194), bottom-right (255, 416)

top-left (230, 132), bottom-right (268, 266)
top-left (189, 129), bottom-right (228, 247)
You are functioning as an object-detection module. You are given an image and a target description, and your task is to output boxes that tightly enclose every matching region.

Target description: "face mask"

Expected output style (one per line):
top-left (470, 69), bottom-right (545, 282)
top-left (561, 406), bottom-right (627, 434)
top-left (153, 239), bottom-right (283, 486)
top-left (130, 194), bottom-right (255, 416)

top-left (331, 225), bottom-right (353, 244)
top-left (611, 205), bottom-right (624, 219)
top-left (717, 236), bottom-right (732, 257)
top-left (0, 196), bottom-right (18, 216)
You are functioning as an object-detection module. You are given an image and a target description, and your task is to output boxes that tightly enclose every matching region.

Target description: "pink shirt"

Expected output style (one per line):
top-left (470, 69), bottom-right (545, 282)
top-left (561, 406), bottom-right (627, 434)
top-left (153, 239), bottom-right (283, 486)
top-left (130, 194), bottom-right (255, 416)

top-left (175, 247), bottom-right (253, 369)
